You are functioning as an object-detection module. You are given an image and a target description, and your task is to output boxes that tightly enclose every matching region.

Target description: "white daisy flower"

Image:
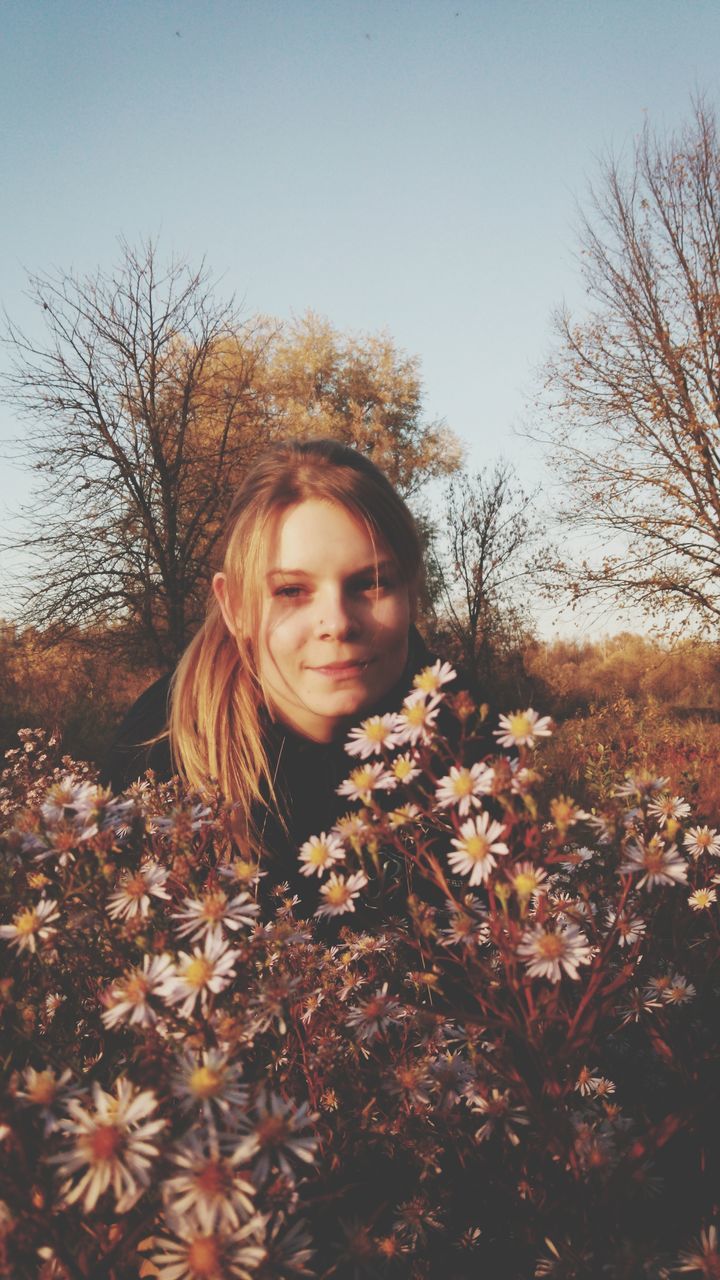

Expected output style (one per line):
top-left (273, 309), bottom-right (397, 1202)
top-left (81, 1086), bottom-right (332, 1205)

top-left (231, 1090), bottom-right (318, 1186)
top-left (688, 886), bottom-right (717, 911)
top-left (171, 889), bottom-right (259, 941)
top-left (107, 860), bottom-right (170, 920)
top-left (661, 972), bottom-right (696, 1005)
top-left (388, 803), bottom-right (422, 828)
top-left (413, 660), bottom-right (457, 694)
top-left (590, 1077), bottom-right (616, 1098)
top-left (41, 776), bottom-right (99, 828)
top-left (151, 802), bottom-right (212, 835)
top-left (264, 1217), bottom-right (315, 1278)
top-left (389, 752), bottom-right (422, 785)
top-left (509, 861), bottom-right (548, 901)
top-left (574, 1065), bottom-right (603, 1097)
top-left (0, 896), bottom-right (60, 954)
top-left (171, 1049), bottom-right (248, 1119)
top-left (345, 982), bottom-right (406, 1043)
top-left (54, 1078), bottom-right (165, 1214)
top-left (160, 933), bottom-right (240, 1018)
top-left (333, 811), bottom-right (372, 847)
top-left (441, 896), bottom-right (490, 949)
top-left (162, 1131), bottom-right (257, 1233)
top-left (435, 763), bottom-right (494, 816)
top-left (345, 713), bottom-right (401, 758)
top-left (101, 953), bottom-right (176, 1029)
top-left (615, 773), bottom-right (670, 800)
top-left (510, 763), bottom-right (541, 796)
top-left (447, 813), bottom-right (509, 887)
top-left (16, 1066), bottom-right (79, 1136)
top-left (394, 690), bottom-right (442, 746)
top-left (684, 826), bottom-right (720, 859)
top-left (647, 793), bottom-right (691, 824)
top-left (298, 831), bottom-right (346, 877)
top-left (676, 1225), bottom-right (719, 1274)
top-left (151, 1215), bottom-right (267, 1280)
top-left (605, 909), bottom-right (646, 947)
top-left (218, 858), bottom-right (265, 890)
top-left (517, 923), bottom-right (593, 982)
top-left (315, 871), bottom-right (368, 918)
top-left (494, 708), bottom-right (553, 749)
top-left (472, 1087), bottom-right (529, 1146)
top-left (620, 837), bottom-right (688, 889)
top-left (336, 763), bottom-right (396, 804)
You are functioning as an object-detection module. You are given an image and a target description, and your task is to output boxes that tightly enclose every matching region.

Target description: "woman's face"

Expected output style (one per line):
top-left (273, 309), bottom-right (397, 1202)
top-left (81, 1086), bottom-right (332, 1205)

top-left (215, 498), bottom-right (411, 742)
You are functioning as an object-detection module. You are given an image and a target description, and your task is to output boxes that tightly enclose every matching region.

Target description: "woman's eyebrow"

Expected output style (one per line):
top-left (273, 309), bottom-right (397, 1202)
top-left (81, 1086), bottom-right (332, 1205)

top-left (266, 559), bottom-right (396, 580)
top-left (266, 567), bottom-right (313, 580)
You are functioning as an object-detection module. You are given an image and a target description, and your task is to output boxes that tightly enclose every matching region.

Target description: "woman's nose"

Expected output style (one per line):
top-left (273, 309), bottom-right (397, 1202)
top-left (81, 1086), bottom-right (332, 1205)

top-left (315, 589), bottom-right (357, 638)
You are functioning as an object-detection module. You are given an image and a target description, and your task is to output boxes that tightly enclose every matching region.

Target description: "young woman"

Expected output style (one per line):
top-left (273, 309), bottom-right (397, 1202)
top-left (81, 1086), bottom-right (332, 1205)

top-left (104, 438), bottom-right (440, 911)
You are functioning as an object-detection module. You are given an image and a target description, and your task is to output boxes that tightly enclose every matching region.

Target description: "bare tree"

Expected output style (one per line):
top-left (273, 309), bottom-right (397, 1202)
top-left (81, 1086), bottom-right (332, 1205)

top-left (2, 241), bottom-right (271, 666)
top-left (3, 243), bottom-right (462, 668)
top-left (429, 461), bottom-right (539, 692)
top-left (540, 102), bottom-right (720, 632)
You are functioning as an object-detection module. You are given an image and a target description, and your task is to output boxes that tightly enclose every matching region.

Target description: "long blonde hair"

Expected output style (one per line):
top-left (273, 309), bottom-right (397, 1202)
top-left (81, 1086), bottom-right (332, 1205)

top-left (169, 438), bottom-right (424, 849)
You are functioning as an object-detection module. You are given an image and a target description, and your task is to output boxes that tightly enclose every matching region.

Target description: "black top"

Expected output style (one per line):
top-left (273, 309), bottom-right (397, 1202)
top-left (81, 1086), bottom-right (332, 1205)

top-left (101, 629), bottom-right (448, 917)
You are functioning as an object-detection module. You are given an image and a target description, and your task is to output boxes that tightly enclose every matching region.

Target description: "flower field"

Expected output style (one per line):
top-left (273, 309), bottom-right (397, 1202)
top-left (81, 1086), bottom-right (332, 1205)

top-left (1, 671), bottom-right (719, 1278)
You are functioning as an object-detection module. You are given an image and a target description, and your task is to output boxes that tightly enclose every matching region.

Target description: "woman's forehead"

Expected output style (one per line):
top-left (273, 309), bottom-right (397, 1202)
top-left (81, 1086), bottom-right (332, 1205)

top-left (264, 499), bottom-right (392, 573)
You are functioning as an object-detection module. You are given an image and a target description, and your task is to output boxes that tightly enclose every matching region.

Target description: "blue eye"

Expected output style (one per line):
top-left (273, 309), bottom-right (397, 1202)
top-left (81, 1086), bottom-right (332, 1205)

top-left (274, 584), bottom-right (306, 599)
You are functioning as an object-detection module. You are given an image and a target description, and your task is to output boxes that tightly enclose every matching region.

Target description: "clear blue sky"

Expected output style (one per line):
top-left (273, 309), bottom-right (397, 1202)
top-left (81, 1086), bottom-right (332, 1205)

top-left (2, 0), bottom-right (720, 632)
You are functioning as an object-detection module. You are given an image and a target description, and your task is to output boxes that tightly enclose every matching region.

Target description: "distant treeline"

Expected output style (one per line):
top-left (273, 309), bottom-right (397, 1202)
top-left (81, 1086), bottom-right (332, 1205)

top-left (2, 621), bottom-right (719, 766)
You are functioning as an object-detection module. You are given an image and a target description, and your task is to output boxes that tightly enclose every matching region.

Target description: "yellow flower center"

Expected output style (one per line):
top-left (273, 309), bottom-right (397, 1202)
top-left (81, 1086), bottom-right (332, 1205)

top-left (551, 798), bottom-right (575, 827)
top-left (463, 835), bottom-right (489, 863)
top-left (393, 758), bottom-right (413, 779)
top-left (308, 842), bottom-right (331, 866)
top-left (414, 670), bottom-right (439, 692)
top-left (325, 882), bottom-right (351, 907)
top-left (15, 909), bottom-right (39, 936)
top-left (201, 892), bottom-right (228, 921)
top-left (231, 860), bottom-right (258, 884)
top-left (184, 956), bottom-right (214, 988)
top-left (405, 703), bottom-right (428, 726)
top-left (187, 1236), bottom-right (221, 1276)
top-left (513, 872), bottom-right (538, 898)
top-left (389, 807), bottom-right (412, 828)
top-left (189, 1065), bottom-right (225, 1098)
top-left (537, 933), bottom-right (565, 960)
top-left (27, 873), bottom-right (49, 889)
top-left (364, 718), bottom-right (388, 741)
top-left (693, 890), bottom-right (712, 907)
top-left (351, 766), bottom-right (375, 789)
top-left (451, 770), bottom-right (473, 797)
top-left (28, 1071), bottom-right (57, 1106)
top-left (123, 974), bottom-right (150, 1005)
top-left (509, 713), bottom-right (532, 738)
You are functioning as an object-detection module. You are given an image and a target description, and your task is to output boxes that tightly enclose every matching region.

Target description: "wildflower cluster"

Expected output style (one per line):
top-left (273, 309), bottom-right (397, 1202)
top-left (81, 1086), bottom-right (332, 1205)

top-left (0, 673), bottom-right (719, 1278)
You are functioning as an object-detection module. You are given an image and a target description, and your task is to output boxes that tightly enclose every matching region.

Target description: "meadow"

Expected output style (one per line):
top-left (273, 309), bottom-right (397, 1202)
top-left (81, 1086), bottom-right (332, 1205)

top-left (1, 632), bottom-right (719, 1278)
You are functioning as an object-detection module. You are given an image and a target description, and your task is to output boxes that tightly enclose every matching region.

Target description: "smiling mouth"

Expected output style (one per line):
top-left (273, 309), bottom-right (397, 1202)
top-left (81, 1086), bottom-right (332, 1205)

top-left (309, 659), bottom-right (373, 675)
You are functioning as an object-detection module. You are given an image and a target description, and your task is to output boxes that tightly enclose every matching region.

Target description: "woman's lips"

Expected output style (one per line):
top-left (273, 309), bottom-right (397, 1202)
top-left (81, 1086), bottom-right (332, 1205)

top-left (309, 659), bottom-right (373, 677)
